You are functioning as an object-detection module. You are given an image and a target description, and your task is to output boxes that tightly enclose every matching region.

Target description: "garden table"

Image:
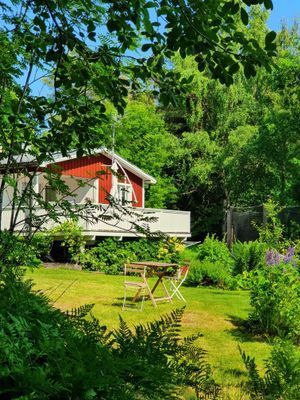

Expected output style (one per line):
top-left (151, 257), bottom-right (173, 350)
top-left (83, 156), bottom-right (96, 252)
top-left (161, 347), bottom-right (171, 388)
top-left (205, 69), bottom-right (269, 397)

top-left (131, 261), bottom-right (178, 307)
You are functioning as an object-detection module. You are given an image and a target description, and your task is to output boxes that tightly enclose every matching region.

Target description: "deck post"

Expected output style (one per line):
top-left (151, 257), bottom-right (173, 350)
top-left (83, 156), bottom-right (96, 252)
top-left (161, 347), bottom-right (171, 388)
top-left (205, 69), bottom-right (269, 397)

top-left (28, 173), bottom-right (40, 235)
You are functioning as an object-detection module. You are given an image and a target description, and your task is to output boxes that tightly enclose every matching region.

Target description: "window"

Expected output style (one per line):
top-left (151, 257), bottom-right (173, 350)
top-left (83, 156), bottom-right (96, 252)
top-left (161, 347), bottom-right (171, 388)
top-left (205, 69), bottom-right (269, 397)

top-left (45, 185), bottom-right (57, 202)
top-left (117, 183), bottom-right (132, 205)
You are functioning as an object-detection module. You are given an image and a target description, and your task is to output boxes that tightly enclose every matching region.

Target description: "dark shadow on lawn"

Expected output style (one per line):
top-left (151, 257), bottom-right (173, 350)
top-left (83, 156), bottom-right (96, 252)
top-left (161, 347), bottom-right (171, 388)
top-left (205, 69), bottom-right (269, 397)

top-left (209, 290), bottom-right (245, 296)
top-left (226, 315), bottom-right (268, 343)
top-left (109, 296), bottom-right (144, 308)
top-left (224, 368), bottom-right (248, 379)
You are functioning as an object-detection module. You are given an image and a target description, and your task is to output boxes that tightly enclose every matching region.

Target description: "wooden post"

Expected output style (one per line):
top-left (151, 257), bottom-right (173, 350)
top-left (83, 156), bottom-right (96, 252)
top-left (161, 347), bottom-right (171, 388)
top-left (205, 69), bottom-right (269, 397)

top-left (226, 207), bottom-right (233, 248)
top-left (262, 204), bottom-right (267, 225)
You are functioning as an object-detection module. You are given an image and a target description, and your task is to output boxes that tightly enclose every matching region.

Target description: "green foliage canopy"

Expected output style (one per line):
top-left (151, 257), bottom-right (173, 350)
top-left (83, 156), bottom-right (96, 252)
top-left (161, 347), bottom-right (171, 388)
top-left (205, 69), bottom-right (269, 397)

top-left (162, 17), bottom-right (299, 235)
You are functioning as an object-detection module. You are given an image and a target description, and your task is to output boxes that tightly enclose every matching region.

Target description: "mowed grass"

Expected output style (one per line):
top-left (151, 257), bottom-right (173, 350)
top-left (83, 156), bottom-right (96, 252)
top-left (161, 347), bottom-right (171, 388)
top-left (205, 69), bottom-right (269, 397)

top-left (26, 267), bottom-right (271, 399)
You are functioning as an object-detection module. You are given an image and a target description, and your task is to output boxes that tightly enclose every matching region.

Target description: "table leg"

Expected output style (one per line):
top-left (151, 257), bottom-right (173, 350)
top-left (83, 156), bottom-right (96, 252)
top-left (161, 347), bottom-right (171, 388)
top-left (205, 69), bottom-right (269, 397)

top-left (150, 276), bottom-right (172, 303)
top-left (161, 279), bottom-right (172, 302)
top-left (151, 276), bottom-right (163, 294)
top-left (144, 278), bottom-right (157, 308)
top-left (132, 288), bottom-right (143, 303)
top-left (148, 289), bottom-right (158, 307)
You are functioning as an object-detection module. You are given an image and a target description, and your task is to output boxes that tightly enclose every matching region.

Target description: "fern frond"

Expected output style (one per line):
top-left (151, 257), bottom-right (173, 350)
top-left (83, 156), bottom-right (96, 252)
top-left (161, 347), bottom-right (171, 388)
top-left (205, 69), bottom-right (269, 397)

top-left (239, 346), bottom-right (264, 398)
top-left (112, 316), bottom-right (133, 349)
top-left (65, 303), bottom-right (95, 318)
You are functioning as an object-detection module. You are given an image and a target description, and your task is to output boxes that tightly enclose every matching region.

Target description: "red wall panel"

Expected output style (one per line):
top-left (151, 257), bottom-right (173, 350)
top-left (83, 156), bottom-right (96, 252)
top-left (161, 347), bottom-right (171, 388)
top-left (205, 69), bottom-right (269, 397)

top-left (126, 170), bottom-right (143, 207)
top-left (51, 154), bottom-right (143, 207)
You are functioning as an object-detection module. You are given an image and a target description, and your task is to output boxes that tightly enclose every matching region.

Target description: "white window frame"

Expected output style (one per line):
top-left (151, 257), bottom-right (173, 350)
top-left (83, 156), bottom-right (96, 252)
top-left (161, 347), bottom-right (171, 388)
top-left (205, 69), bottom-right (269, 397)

top-left (117, 182), bottom-right (132, 206)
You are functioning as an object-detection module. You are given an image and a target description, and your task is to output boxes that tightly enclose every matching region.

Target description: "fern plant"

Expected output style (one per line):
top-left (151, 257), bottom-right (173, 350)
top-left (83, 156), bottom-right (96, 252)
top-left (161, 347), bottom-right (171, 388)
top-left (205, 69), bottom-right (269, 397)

top-left (0, 275), bottom-right (219, 400)
top-left (110, 308), bottom-right (220, 399)
top-left (240, 341), bottom-right (300, 400)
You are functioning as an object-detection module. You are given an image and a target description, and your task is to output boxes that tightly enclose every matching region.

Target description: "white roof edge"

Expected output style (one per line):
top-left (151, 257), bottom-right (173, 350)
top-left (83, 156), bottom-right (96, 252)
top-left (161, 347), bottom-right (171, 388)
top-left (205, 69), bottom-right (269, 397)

top-left (41, 148), bottom-right (157, 184)
top-left (103, 149), bottom-right (156, 184)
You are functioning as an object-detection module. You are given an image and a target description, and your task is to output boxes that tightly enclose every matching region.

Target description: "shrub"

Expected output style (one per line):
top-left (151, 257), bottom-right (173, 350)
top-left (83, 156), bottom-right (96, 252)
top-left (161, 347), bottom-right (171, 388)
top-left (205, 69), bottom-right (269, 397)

top-left (75, 237), bottom-right (182, 274)
top-left (197, 235), bottom-right (234, 270)
top-left (0, 231), bottom-right (42, 274)
top-left (76, 238), bottom-right (134, 274)
top-left (183, 235), bottom-right (236, 289)
top-left (180, 245), bottom-right (199, 263)
top-left (231, 240), bottom-right (267, 275)
top-left (50, 220), bottom-right (86, 261)
top-left (241, 340), bottom-right (300, 399)
top-left (248, 264), bottom-right (300, 343)
top-left (30, 232), bottom-right (53, 261)
top-left (265, 247), bottom-right (298, 266)
top-left (187, 260), bottom-right (236, 289)
top-left (158, 236), bottom-right (184, 262)
top-left (0, 276), bottom-right (219, 400)
top-left (255, 199), bottom-right (286, 250)
top-left (233, 271), bottom-right (255, 290)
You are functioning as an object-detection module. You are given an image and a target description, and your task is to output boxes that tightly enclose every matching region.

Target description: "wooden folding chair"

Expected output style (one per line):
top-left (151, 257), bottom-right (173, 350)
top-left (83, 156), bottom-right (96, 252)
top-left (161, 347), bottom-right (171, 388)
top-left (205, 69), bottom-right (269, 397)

top-left (122, 263), bottom-right (150, 311)
top-left (166, 264), bottom-right (189, 302)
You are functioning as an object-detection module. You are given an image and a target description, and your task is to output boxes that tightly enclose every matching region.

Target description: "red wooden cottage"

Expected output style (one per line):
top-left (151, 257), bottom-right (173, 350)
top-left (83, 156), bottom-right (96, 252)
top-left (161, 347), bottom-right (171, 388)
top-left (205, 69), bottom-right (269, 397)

top-left (48, 148), bottom-right (156, 208)
top-left (1, 149), bottom-right (191, 239)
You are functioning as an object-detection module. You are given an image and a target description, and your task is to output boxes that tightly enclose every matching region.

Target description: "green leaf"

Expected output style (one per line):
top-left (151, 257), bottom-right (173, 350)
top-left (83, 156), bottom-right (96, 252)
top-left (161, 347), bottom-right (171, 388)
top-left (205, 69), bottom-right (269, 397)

top-left (265, 30), bottom-right (276, 44)
top-left (107, 19), bottom-right (118, 32)
top-left (186, 75), bottom-right (194, 84)
top-left (197, 59), bottom-right (206, 72)
top-left (240, 8), bottom-right (249, 26)
top-left (45, 49), bottom-right (57, 62)
top-left (145, 1), bottom-right (157, 7)
top-left (229, 62), bottom-right (240, 74)
top-left (264, 0), bottom-right (273, 10)
top-left (141, 43), bottom-right (152, 52)
top-left (265, 42), bottom-right (277, 51)
top-left (243, 0), bottom-right (263, 4)
top-left (88, 32), bottom-right (96, 41)
top-left (222, 1), bottom-right (233, 14)
top-left (142, 8), bottom-right (152, 33)
top-left (84, 388), bottom-right (97, 400)
top-left (231, 2), bottom-right (240, 15)
top-left (87, 21), bottom-right (95, 33)
top-left (244, 63), bottom-right (256, 79)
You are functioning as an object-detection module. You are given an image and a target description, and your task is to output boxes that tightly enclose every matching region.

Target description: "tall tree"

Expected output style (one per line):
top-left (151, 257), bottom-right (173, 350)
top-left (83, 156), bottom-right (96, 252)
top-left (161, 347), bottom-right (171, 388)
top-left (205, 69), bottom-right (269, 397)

top-left (0, 0), bottom-right (275, 234)
top-left (113, 96), bottom-right (177, 208)
top-left (163, 13), bottom-right (299, 236)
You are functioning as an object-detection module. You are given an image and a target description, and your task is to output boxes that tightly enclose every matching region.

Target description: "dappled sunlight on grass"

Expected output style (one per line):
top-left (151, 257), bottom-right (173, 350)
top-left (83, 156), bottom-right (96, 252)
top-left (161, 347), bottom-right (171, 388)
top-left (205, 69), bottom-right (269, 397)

top-left (26, 267), bottom-right (271, 399)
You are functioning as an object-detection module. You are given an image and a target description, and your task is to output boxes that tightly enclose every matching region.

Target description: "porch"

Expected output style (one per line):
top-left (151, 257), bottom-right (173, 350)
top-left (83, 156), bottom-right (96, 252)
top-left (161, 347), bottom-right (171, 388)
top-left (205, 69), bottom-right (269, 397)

top-left (0, 206), bottom-right (191, 240)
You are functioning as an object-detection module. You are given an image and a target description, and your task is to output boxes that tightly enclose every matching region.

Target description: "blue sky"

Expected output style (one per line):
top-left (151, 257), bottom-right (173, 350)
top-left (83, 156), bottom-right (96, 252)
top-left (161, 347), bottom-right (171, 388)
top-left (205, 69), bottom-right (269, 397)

top-left (268, 0), bottom-right (300, 30)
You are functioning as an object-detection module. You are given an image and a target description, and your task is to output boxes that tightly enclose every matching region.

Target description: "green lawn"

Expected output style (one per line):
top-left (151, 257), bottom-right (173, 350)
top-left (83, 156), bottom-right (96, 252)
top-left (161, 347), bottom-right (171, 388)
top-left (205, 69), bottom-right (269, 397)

top-left (26, 267), bottom-right (271, 399)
